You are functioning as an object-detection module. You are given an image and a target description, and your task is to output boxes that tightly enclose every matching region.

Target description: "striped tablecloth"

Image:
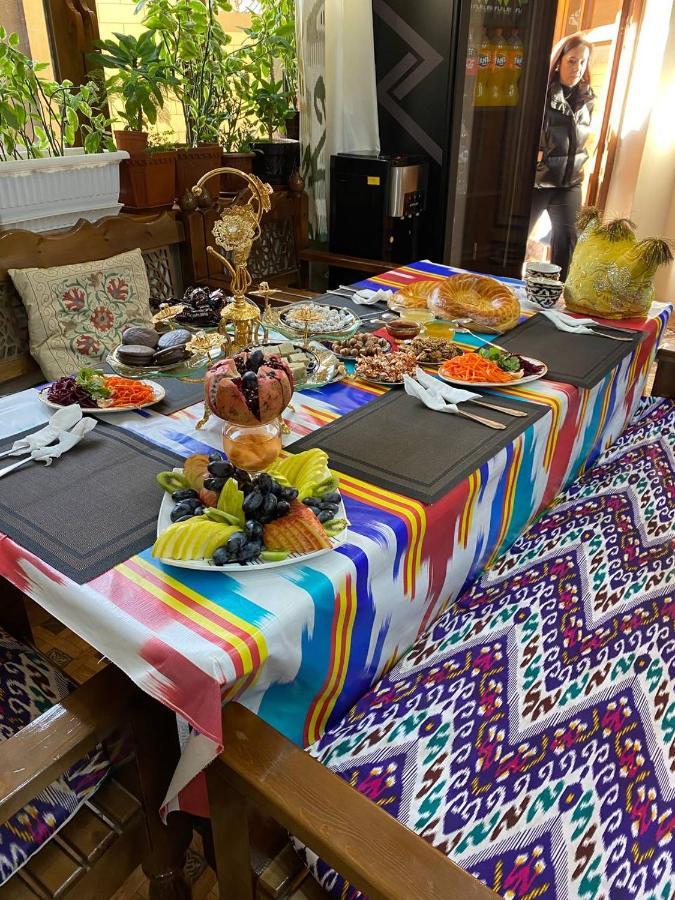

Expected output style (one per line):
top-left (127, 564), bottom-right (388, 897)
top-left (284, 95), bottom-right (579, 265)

top-left (0, 261), bottom-right (670, 817)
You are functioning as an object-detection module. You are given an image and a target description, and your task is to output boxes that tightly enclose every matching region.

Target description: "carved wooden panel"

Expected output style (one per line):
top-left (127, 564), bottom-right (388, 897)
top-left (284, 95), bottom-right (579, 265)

top-left (249, 218), bottom-right (296, 281)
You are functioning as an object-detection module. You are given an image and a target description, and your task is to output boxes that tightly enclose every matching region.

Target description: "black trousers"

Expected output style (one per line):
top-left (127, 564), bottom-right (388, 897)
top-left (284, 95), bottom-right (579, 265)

top-left (528, 185), bottom-right (582, 280)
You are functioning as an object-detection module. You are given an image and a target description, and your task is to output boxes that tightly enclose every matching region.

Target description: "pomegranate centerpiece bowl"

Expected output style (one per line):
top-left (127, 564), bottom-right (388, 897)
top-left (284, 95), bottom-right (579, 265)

top-left (205, 349), bottom-right (294, 427)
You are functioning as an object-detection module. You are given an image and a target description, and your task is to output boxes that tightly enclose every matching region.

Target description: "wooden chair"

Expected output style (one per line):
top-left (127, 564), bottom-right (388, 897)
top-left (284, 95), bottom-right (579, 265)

top-left (0, 640), bottom-right (146, 898)
top-left (0, 211), bottom-right (185, 393)
top-left (181, 190), bottom-right (311, 293)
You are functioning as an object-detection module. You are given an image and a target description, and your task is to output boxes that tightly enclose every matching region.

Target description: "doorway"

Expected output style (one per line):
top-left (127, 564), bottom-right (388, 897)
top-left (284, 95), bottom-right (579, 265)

top-left (527, 0), bottom-right (645, 263)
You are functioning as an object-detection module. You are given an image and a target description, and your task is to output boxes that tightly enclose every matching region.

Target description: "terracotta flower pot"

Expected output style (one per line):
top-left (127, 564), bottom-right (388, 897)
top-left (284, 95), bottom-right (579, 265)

top-left (175, 144), bottom-right (223, 200)
top-left (118, 150), bottom-right (176, 211)
top-left (114, 129), bottom-right (149, 155)
top-left (220, 152), bottom-right (256, 192)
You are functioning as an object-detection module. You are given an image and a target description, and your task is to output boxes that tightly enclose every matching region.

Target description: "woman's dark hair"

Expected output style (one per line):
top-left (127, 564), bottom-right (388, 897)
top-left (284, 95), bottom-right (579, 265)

top-left (549, 32), bottom-right (593, 89)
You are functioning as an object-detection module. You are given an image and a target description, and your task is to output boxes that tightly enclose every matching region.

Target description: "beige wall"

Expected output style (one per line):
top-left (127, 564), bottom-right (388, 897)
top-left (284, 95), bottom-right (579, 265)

top-left (604, 0), bottom-right (675, 300)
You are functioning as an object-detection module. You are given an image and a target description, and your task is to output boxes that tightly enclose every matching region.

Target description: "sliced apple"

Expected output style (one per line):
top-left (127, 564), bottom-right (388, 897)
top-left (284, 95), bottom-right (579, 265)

top-left (153, 519), bottom-right (240, 560)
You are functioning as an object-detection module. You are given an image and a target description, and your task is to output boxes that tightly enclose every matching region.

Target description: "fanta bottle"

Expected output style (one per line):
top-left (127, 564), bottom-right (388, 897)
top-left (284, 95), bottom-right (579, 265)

top-left (505, 28), bottom-right (524, 107)
top-left (474, 28), bottom-right (494, 107)
top-left (487, 28), bottom-right (507, 106)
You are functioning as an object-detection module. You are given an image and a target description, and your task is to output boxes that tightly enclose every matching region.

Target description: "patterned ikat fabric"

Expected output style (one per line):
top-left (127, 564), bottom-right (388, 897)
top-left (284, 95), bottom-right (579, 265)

top-left (0, 627), bottom-right (110, 885)
top-left (298, 397), bottom-right (675, 900)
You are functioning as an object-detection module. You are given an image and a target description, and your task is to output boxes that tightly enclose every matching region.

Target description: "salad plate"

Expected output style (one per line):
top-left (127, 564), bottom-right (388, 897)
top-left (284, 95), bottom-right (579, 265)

top-left (439, 347), bottom-right (547, 388)
top-left (40, 369), bottom-right (165, 412)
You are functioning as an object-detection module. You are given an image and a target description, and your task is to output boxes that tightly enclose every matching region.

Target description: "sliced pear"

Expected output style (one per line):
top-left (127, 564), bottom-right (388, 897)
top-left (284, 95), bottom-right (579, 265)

top-left (153, 520), bottom-right (239, 560)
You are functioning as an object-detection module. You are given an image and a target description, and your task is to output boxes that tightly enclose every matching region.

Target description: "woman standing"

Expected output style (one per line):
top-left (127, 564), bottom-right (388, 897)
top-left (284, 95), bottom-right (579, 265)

top-left (529, 33), bottom-right (594, 279)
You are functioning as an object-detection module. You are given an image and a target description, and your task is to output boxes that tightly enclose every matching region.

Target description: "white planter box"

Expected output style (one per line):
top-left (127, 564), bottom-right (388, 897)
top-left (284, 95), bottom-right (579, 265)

top-left (0, 149), bottom-right (129, 233)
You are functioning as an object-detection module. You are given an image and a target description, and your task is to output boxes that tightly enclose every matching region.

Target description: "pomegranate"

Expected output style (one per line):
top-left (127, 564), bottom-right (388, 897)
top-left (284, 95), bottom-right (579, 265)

top-left (205, 350), bottom-right (294, 426)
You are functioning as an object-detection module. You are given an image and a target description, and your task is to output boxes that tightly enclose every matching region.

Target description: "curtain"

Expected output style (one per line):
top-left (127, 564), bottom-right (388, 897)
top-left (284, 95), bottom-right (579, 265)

top-left (296, 0), bottom-right (380, 241)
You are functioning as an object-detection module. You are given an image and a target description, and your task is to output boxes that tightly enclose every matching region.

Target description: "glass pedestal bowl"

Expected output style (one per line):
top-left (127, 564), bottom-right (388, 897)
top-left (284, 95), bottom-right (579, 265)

top-left (222, 418), bottom-right (282, 473)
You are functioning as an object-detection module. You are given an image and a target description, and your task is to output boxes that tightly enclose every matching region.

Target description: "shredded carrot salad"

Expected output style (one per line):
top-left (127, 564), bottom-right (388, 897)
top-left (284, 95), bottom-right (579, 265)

top-left (440, 352), bottom-right (519, 384)
top-left (105, 376), bottom-right (156, 407)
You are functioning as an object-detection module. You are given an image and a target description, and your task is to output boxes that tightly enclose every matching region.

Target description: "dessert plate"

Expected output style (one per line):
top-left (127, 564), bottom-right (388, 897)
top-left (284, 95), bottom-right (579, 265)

top-left (156, 485), bottom-right (348, 572)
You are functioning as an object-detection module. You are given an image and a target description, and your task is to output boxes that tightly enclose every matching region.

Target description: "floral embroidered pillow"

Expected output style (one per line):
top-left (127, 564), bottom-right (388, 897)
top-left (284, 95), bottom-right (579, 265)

top-left (9, 249), bottom-right (153, 379)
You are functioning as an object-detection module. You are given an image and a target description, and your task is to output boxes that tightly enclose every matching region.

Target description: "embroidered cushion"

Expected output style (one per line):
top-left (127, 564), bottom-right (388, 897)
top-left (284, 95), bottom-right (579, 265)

top-left (0, 627), bottom-right (110, 885)
top-left (9, 249), bottom-right (153, 379)
top-left (296, 398), bottom-right (675, 899)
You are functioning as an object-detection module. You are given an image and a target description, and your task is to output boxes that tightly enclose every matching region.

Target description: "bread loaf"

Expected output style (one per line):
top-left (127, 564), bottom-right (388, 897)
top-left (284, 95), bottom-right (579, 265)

top-left (391, 274), bottom-right (521, 333)
top-left (432, 274), bottom-right (521, 332)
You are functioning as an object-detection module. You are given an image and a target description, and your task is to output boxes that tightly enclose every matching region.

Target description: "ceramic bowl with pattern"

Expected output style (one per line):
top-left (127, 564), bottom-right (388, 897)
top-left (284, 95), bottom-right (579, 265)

top-left (526, 276), bottom-right (564, 309)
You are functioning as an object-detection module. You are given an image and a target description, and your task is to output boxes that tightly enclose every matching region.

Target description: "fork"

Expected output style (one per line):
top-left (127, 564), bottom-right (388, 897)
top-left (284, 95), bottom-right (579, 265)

top-left (441, 407), bottom-right (506, 429)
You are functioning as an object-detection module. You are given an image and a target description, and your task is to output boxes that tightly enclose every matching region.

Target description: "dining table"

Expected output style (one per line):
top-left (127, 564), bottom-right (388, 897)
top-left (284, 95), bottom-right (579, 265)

top-left (0, 258), bottom-right (670, 837)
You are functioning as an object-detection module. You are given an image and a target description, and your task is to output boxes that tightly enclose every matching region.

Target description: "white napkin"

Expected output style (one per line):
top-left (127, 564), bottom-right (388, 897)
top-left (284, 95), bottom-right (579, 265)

top-left (31, 417), bottom-right (98, 465)
top-left (348, 288), bottom-right (394, 306)
top-left (415, 368), bottom-right (481, 404)
top-left (539, 308), bottom-right (597, 334)
top-left (404, 368), bottom-right (481, 414)
top-left (2, 405), bottom-right (83, 457)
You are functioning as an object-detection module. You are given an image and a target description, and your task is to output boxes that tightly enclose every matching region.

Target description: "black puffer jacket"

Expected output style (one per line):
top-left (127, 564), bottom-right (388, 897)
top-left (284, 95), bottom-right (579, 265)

top-left (536, 81), bottom-right (594, 189)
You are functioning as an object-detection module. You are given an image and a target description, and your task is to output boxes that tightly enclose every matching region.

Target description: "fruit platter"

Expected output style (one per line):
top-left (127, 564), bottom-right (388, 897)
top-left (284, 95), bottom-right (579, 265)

top-left (107, 325), bottom-right (211, 377)
top-left (439, 346), bottom-right (547, 387)
top-left (275, 302), bottom-right (360, 341)
top-left (41, 368), bottom-right (165, 412)
top-left (153, 449), bottom-right (348, 570)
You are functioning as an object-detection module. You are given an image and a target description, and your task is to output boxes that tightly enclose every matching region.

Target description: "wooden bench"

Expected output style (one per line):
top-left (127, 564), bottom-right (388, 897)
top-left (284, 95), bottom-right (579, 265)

top-left (206, 376), bottom-right (675, 899)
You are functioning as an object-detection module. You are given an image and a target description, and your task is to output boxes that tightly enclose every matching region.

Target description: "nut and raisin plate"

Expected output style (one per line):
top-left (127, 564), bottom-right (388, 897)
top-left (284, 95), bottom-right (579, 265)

top-left (409, 336), bottom-right (464, 365)
top-left (354, 350), bottom-right (418, 385)
top-left (331, 333), bottom-right (391, 360)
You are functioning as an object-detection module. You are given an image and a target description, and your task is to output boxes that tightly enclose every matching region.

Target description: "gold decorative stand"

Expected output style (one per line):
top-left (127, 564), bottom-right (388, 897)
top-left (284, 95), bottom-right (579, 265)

top-left (191, 169), bottom-right (273, 354)
top-left (189, 168), bottom-right (273, 428)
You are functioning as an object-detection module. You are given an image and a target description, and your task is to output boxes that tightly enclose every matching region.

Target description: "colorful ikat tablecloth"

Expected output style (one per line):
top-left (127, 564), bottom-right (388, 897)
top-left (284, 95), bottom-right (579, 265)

top-left (0, 261), bottom-right (670, 816)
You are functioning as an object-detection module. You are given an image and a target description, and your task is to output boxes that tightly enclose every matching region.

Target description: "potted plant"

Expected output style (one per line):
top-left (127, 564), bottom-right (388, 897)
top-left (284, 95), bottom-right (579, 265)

top-left (0, 27), bottom-right (126, 232)
top-left (139, 0), bottom-right (233, 197)
top-left (245, 0), bottom-right (299, 184)
top-left (90, 30), bottom-right (178, 209)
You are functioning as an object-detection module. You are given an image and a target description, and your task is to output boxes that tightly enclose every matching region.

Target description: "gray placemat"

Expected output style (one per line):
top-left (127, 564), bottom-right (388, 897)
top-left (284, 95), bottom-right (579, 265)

top-left (0, 422), bottom-right (183, 584)
top-left (154, 377), bottom-right (206, 415)
top-left (495, 314), bottom-right (643, 388)
top-left (289, 390), bottom-right (548, 504)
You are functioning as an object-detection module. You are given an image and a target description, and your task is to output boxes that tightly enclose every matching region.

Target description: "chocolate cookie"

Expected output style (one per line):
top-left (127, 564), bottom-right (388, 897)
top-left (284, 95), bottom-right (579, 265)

top-left (153, 346), bottom-right (188, 366)
top-left (122, 326), bottom-right (159, 348)
top-left (117, 344), bottom-right (156, 366)
top-left (157, 329), bottom-right (191, 349)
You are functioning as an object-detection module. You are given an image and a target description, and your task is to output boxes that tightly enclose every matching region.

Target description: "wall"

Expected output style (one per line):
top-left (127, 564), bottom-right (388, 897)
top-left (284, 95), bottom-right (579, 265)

top-left (604, 0), bottom-right (675, 300)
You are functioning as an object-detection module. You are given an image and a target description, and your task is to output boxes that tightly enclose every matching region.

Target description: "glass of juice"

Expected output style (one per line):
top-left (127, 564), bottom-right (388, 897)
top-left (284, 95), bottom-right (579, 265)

top-left (222, 418), bottom-right (282, 472)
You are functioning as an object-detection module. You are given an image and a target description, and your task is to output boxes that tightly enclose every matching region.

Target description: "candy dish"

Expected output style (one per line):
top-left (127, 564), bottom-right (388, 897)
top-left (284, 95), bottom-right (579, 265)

top-left (275, 302), bottom-right (360, 340)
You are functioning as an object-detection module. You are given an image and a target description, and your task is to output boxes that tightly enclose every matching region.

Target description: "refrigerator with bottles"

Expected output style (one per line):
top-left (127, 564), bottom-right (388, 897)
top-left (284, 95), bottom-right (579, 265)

top-left (372, 0), bottom-right (558, 278)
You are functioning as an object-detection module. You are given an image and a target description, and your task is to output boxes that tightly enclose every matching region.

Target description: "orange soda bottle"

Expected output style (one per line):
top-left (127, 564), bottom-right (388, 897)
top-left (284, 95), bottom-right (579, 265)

top-left (474, 28), bottom-right (494, 107)
top-left (505, 28), bottom-right (524, 107)
top-left (487, 28), bottom-right (507, 106)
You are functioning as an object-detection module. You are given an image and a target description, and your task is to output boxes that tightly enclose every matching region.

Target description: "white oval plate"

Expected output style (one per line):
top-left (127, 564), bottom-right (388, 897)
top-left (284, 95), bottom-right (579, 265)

top-left (156, 477), bottom-right (348, 572)
top-left (438, 356), bottom-right (547, 388)
top-left (39, 379), bottom-right (165, 413)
